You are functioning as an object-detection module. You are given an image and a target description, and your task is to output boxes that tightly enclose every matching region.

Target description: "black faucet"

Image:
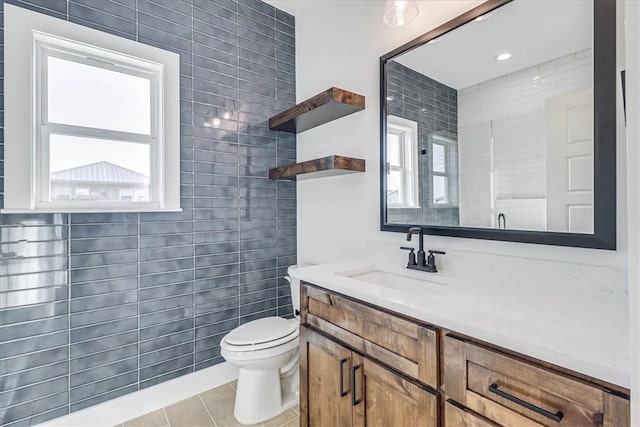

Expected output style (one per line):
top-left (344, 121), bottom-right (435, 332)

top-left (401, 227), bottom-right (445, 273)
top-left (406, 227), bottom-right (426, 266)
top-left (497, 213), bottom-right (506, 229)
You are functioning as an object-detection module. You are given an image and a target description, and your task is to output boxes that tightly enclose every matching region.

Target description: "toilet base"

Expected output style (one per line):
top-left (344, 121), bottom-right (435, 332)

top-left (233, 367), bottom-right (299, 425)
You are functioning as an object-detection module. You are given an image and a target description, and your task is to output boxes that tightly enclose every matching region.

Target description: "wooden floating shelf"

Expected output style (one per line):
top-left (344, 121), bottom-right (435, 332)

top-left (268, 87), bottom-right (365, 134)
top-left (269, 155), bottom-right (365, 180)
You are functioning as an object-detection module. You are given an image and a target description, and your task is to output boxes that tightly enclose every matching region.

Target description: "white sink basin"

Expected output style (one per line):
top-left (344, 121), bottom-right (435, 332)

top-left (337, 268), bottom-right (446, 292)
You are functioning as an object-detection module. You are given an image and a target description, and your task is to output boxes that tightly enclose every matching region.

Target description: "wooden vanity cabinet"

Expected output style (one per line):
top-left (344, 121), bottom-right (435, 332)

top-left (300, 282), bottom-right (630, 427)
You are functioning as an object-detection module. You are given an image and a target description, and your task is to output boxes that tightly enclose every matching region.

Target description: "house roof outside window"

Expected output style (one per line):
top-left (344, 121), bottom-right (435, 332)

top-left (51, 161), bottom-right (149, 185)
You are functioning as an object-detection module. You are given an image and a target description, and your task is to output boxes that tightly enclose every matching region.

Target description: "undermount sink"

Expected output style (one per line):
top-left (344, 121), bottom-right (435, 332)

top-left (337, 268), bottom-right (447, 292)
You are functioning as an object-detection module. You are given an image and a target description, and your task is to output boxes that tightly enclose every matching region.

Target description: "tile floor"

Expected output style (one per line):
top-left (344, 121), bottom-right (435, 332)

top-left (115, 381), bottom-right (299, 427)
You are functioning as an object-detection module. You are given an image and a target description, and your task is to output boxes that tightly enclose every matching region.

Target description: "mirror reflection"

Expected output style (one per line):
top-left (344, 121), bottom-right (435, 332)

top-left (385, 0), bottom-right (594, 233)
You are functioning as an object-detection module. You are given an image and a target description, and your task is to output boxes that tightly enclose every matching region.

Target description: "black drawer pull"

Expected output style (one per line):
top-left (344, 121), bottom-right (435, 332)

top-left (488, 383), bottom-right (564, 422)
top-left (338, 358), bottom-right (349, 397)
top-left (351, 364), bottom-right (362, 406)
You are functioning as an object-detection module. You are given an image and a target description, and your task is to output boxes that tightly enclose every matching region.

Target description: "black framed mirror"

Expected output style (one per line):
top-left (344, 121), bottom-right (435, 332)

top-left (380, 0), bottom-right (616, 249)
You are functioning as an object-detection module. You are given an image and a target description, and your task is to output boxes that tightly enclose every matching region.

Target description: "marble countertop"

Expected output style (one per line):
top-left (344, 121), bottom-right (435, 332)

top-left (289, 259), bottom-right (630, 389)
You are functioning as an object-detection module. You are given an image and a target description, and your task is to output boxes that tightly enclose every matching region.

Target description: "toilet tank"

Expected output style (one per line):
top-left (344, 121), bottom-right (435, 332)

top-left (286, 265), bottom-right (301, 319)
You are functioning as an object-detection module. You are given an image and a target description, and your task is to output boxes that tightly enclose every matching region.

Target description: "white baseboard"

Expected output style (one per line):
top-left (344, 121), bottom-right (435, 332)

top-left (40, 363), bottom-right (238, 427)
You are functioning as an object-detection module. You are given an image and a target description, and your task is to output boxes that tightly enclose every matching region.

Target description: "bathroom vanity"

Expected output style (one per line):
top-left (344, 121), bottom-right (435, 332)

top-left (293, 261), bottom-right (630, 427)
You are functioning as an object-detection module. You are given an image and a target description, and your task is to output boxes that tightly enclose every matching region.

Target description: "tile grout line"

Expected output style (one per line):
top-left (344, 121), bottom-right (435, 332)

top-left (137, 212), bottom-right (141, 389)
top-left (135, 0), bottom-right (141, 393)
top-left (191, 0), bottom-right (196, 375)
top-left (197, 394), bottom-right (218, 427)
top-left (66, 1), bottom-right (71, 416)
top-left (135, 0), bottom-right (139, 42)
top-left (236, 0), bottom-right (241, 330)
top-left (67, 213), bottom-right (72, 415)
top-left (274, 8), bottom-right (279, 318)
top-left (162, 407), bottom-right (171, 427)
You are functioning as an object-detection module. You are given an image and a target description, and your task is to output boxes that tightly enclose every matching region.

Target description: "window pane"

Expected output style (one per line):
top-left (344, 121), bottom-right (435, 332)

top-left (387, 170), bottom-right (403, 204)
top-left (432, 143), bottom-right (446, 173)
top-left (48, 56), bottom-right (151, 135)
top-left (49, 134), bottom-right (150, 202)
top-left (387, 132), bottom-right (401, 166)
top-left (433, 176), bottom-right (448, 205)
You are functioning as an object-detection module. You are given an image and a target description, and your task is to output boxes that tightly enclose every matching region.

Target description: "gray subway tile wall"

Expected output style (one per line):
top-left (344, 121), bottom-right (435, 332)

top-left (0, 0), bottom-right (296, 425)
top-left (386, 61), bottom-right (459, 226)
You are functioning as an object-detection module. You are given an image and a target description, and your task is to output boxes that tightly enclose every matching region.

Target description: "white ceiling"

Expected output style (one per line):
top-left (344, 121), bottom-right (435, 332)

top-left (263, 0), bottom-right (298, 16)
top-left (395, 1), bottom-right (592, 90)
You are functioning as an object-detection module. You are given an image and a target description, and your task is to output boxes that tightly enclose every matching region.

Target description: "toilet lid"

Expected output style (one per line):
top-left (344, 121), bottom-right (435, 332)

top-left (225, 317), bottom-right (298, 346)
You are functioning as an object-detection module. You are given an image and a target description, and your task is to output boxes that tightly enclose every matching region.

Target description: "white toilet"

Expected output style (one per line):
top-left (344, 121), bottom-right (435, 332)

top-left (220, 271), bottom-right (301, 425)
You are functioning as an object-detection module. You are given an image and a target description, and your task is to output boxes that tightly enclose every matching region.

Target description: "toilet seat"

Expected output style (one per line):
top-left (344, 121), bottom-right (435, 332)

top-left (221, 317), bottom-right (299, 352)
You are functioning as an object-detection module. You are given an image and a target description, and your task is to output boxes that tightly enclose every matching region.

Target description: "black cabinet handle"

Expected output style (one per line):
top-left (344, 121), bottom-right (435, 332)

top-left (488, 383), bottom-right (564, 422)
top-left (338, 358), bottom-right (348, 397)
top-left (351, 364), bottom-right (361, 406)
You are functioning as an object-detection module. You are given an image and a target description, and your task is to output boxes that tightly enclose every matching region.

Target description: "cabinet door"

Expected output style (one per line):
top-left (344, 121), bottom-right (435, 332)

top-left (352, 353), bottom-right (438, 427)
top-left (300, 325), bottom-right (353, 427)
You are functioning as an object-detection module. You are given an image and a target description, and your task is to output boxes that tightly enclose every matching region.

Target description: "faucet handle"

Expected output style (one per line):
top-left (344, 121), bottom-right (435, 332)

top-left (400, 246), bottom-right (417, 266)
top-left (425, 250), bottom-right (445, 273)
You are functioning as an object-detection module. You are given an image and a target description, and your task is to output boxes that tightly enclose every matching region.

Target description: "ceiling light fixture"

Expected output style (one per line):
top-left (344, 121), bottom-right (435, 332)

top-left (495, 52), bottom-right (512, 61)
top-left (383, 0), bottom-right (419, 27)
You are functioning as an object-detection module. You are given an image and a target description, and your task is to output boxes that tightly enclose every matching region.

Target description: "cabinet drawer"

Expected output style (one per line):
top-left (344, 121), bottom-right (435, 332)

top-left (301, 283), bottom-right (438, 387)
top-left (443, 336), bottom-right (630, 427)
top-left (444, 400), bottom-right (499, 427)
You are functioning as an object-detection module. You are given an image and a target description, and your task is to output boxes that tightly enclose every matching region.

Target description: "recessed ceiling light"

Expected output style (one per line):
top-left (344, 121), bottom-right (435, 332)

top-left (496, 52), bottom-right (512, 61)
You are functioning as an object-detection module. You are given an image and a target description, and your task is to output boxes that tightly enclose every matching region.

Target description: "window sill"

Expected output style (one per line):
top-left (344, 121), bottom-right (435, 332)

top-left (1, 208), bottom-right (183, 214)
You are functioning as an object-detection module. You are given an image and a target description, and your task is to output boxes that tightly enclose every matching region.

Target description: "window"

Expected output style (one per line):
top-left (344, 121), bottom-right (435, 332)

top-left (427, 131), bottom-right (457, 207)
top-left (42, 50), bottom-right (155, 206)
top-left (4, 4), bottom-right (180, 212)
top-left (386, 116), bottom-right (419, 208)
top-left (431, 142), bottom-right (448, 205)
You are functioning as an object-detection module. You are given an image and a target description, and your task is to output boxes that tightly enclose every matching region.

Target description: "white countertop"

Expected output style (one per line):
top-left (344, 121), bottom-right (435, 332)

top-left (290, 259), bottom-right (630, 389)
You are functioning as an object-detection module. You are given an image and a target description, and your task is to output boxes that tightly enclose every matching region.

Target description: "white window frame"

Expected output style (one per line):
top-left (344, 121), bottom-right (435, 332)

top-left (36, 38), bottom-right (161, 209)
top-left (4, 4), bottom-right (181, 213)
top-left (431, 142), bottom-right (449, 206)
top-left (387, 115), bottom-right (420, 209)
